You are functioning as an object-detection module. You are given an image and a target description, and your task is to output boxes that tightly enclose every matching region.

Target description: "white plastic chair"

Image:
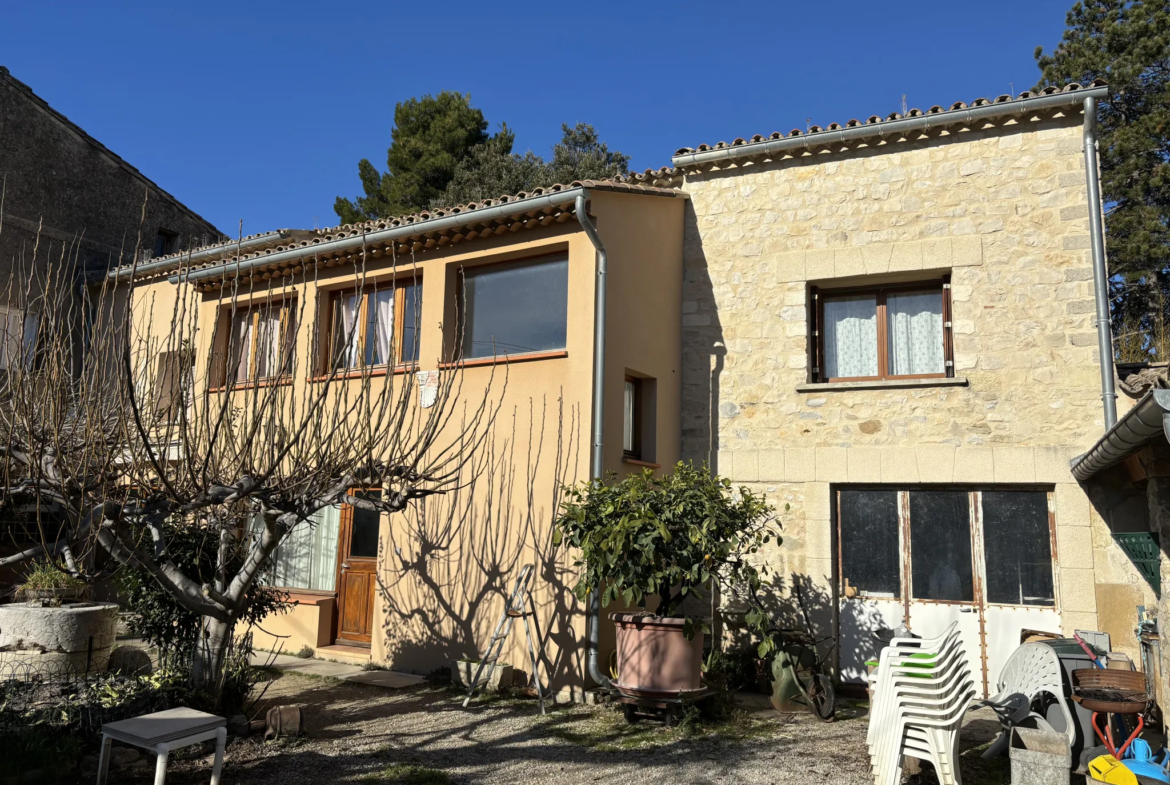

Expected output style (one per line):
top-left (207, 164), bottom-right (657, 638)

top-left (978, 642), bottom-right (1077, 758)
top-left (867, 623), bottom-right (974, 785)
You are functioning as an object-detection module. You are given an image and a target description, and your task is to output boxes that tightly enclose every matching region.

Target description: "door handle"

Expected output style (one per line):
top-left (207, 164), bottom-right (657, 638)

top-left (341, 564), bottom-right (349, 571)
top-left (959, 607), bottom-right (974, 613)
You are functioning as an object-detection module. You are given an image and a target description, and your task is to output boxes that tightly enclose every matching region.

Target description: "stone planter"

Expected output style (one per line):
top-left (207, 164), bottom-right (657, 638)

top-left (451, 659), bottom-right (513, 690)
top-left (0, 601), bottom-right (119, 674)
top-left (18, 586), bottom-right (86, 602)
top-left (611, 613), bottom-right (704, 698)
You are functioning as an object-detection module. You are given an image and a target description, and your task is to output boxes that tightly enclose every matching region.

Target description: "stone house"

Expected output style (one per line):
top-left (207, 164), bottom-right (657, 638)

top-left (110, 77), bottom-right (1150, 702)
top-left (0, 66), bottom-right (221, 571)
top-left (670, 79), bottom-right (1153, 697)
top-left (0, 66), bottom-right (222, 278)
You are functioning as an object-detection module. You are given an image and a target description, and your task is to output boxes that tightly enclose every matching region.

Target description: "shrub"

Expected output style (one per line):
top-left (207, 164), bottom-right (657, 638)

top-left (16, 558), bottom-right (87, 594)
top-left (553, 463), bottom-right (779, 638)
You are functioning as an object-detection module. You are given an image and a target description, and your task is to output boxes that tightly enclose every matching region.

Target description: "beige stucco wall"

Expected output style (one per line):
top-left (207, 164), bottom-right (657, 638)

top-left (123, 192), bottom-right (684, 696)
top-left (678, 110), bottom-right (1151, 659)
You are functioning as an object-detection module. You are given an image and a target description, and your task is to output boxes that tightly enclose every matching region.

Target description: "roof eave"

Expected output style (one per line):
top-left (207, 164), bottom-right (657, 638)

top-left (1070, 389), bottom-right (1170, 482)
top-left (672, 84), bottom-right (1109, 170)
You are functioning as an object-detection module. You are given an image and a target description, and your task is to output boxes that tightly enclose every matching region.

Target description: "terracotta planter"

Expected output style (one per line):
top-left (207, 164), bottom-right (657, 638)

top-left (610, 613), bottom-right (704, 698)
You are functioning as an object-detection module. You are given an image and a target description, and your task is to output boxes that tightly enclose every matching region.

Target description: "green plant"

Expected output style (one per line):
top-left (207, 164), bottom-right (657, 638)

top-left (17, 559), bottom-right (87, 593)
top-left (553, 463), bottom-right (779, 637)
top-left (361, 763), bottom-right (451, 784)
top-left (294, 645), bottom-right (315, 659)
top-left (115, 519), bottom-right (288, 658)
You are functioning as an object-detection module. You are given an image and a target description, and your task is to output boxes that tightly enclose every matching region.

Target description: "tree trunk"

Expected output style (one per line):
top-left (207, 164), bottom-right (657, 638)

top-left (192, 616), bottom-right (234, 696)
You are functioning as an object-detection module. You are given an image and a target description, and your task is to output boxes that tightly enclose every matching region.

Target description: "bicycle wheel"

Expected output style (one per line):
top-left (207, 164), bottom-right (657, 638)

top-left (806, 672), bottom-right (835, 721)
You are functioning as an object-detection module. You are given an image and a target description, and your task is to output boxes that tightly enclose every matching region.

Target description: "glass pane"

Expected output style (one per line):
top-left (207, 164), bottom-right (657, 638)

top-left (365, 290), bottom-right (395, 366)
top-left (254, 307), bottom-right (286, 379)
top-left (909, 491), bottom-right (974, 602)
top-left (982, 491), bottom-right (1055, 606)
top-left (349, 490), bottom-right (382, 559)
top-left (230, 309), bottom-right (253, 382)
top-left (839, 489), bottom-right (900, 598)
top-left (462, 256), bottom-right (568, 359)
top-left (823, 295), bottom-right (878, 379)
top-left (256, 506), bottom-right (340, 591)
top-left (400, 280), bottom-right (422, 363)
top-left (887, 290), bottom-right (944, 376)
top-left (623, 381), bottom-right (636, 453)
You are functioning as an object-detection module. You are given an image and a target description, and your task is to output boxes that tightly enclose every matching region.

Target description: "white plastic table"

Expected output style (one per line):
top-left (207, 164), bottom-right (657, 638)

top-left (97, 707), bottom-right (227, 785)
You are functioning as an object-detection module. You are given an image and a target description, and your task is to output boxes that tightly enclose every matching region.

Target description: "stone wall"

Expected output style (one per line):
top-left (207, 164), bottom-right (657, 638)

top-left (678, 110), bottom-right (1152, 659)
top-left (0, 67), bottom-right (220, 278)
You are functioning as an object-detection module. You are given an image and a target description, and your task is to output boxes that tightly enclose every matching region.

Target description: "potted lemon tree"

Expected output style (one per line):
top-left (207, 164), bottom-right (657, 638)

top-left (553, 463), bottom-right (779, 698)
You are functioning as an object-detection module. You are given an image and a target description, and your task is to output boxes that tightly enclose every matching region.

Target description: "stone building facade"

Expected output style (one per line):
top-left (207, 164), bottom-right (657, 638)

top-left (671, 83), bottom-right (1154, 693)
top-left (0, 66), bottom-right (221, 278)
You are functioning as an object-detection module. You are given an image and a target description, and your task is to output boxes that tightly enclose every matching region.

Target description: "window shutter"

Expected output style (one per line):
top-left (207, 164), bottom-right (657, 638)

top-left (942, 275), bottom-right (955, 378)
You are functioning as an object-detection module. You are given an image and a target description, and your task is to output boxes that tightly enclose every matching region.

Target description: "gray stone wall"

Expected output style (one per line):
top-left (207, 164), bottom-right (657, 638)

top-left (0, 67), bottom-right (221, 278)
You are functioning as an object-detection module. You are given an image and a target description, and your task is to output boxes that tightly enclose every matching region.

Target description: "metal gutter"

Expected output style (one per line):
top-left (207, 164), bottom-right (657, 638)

top-left (574, 191), bottom-right (612, 689)
top-left (1071, 389), bottom-right (1170, 481)
top-left (166, 190), bottom-right (588, 285)
top-left (1083, 94), bottom-right (1118, 429)
top-left (107, 231), bottom-right (298, 281)
top-left (671, 85), bottom-right (1109, 169)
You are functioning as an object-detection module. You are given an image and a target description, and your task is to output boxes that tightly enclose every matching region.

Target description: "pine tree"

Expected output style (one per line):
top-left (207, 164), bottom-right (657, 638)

top-left (1035, 1), bottom-right (1170, 352)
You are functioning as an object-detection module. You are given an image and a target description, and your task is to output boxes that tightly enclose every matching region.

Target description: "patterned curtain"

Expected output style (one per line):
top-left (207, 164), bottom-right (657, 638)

top-left (887, 291), bottom-right (944, 375)
top-left (824, 295), bottom-right (878, 378)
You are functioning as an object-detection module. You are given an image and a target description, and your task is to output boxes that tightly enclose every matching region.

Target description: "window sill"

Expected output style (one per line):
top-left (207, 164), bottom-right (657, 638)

top-left (622, 457), bottom-right (661, 469)
top-left (308, 364), bottom-right (417, 383)
top-left (441, 350), bottom-right (567, 369)
top-left (796, 376), bottom-right (968, 393)
top-left (209, 376), bottom-right (294, 393)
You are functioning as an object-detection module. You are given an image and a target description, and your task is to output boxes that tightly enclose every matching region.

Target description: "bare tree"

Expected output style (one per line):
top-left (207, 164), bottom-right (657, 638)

top-left (0, 214), bottom-right (500, 693)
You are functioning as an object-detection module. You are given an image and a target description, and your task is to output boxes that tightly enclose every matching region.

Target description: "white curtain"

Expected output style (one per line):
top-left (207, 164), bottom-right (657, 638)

top-left (334, 293), bottom-right (360, 369)
top-left (823, 295), bottom-right (878, 379)
top-left (259, 505), bottom-right (341, 592)
top-left (887, 291), bottom-right (944, 375)
top-left (623, 380), bottom-right (636, 452)
top-left (370, 290), bottom-right (395, 365)
top-left (254, 308), bottom-right (284, 379)
top-left (231, 309), bottom-right (253, 382)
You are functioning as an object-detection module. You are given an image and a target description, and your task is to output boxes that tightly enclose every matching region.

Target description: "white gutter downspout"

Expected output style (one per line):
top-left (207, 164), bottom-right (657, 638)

top-left (574, 191), bottom-right (611, 688)
top-left (1084, 94), bottom-right (1118, 430)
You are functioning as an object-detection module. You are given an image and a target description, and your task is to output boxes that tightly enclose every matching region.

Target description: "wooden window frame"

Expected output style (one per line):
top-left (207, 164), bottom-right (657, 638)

top-left (321, 278), bottom-right (422, 375)
top-left (623, 376), bottom-right (642, 460)
top-left (223, 298), bottom-right (296, 388)
top-left (812, 276), bottom-right (953, 383)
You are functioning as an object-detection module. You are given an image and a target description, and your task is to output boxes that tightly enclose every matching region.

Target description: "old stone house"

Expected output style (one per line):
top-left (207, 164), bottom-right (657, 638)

top-left (0, 66), bottom-right (221, 277)
top-left (0, 66), bottom-right (221, 567)
top-left (110, 77), bottom-right (1150, 703)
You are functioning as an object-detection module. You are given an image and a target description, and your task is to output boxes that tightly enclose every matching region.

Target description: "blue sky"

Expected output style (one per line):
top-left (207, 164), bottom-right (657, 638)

top-left (3, 0), bottom-right (1076, 237)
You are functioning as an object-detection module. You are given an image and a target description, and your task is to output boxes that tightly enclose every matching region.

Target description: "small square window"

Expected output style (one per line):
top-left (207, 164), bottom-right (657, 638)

top-left (623, 377), bottom-right (642, 458)
top-left (812, 279), bottom-right (953, 383)
top-left (223, 299), bottom-right (296, 385)
top-left (327, 279), bottom-right (422, 372)
top-left (154, 230), bottom-right (178, 259)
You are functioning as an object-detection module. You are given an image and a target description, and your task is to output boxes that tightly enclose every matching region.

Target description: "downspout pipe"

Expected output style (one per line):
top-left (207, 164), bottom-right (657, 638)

top-left (1084, 94), bottom-right (1118, 430)
top-left (574, 191), bottom-right (611, 688)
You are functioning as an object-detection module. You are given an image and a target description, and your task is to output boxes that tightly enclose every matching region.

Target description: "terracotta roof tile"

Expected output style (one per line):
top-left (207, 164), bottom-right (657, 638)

top-left (673, 80), bottom-right (1108, 159)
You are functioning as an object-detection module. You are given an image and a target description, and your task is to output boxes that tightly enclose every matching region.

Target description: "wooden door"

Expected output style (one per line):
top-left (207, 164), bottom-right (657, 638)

top-left (335, 490), bottom-right (381, 645)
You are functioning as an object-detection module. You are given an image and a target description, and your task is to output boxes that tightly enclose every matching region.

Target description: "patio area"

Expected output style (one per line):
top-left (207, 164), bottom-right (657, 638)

top-left (132, 670), bottom-right (1011, 785)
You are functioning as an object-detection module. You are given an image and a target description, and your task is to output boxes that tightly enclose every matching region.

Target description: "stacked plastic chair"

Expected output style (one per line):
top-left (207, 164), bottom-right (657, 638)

top-left (867, 622), bottom-right (976, 785)
top-left (979, 642), bottom-right (1077, 758)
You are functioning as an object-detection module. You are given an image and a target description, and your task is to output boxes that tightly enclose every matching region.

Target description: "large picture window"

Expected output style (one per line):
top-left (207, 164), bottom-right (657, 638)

top-left (327, 279), bottom-right (422, 372)
top-left (813, 280), bottom-right (952, 382)
top-left (458, 256), bottom-right (568, 359)
top-left (226, 300), bottom-right (295, 385)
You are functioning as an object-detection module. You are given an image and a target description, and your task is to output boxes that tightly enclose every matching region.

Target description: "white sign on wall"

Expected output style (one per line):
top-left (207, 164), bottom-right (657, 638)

top-left (417, 370), bottom-right (439, 408)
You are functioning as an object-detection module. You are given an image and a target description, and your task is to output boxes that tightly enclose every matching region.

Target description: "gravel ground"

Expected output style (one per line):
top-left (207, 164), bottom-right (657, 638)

top-left (99, 672), bottom-right (1011, 785)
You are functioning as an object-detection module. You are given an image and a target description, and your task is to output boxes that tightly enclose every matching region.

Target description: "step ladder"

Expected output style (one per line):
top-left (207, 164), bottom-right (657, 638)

top-left (462, 564), bottom-right (547, 714)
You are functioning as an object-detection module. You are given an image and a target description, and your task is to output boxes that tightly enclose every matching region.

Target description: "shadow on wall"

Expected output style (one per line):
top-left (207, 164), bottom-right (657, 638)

top-left (723, 572), bottom-right (894, 681)
top-left (375, 392), bottom-right (586, 691)
top-left (679, 200), bottom-right (727, 471)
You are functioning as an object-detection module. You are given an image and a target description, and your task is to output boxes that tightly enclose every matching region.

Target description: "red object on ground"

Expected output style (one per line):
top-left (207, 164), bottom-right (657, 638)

top-left (1091, 711), bottom-right (1144, 759)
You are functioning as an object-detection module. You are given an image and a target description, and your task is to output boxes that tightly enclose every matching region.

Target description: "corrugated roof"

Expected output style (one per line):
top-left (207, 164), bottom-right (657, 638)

top-left (673, 80), bottom-right (1108, 165)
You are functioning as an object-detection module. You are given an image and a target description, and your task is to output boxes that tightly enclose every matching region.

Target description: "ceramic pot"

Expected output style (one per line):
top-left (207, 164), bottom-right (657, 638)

top-left (610, 613), bottom-right (703, 698)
